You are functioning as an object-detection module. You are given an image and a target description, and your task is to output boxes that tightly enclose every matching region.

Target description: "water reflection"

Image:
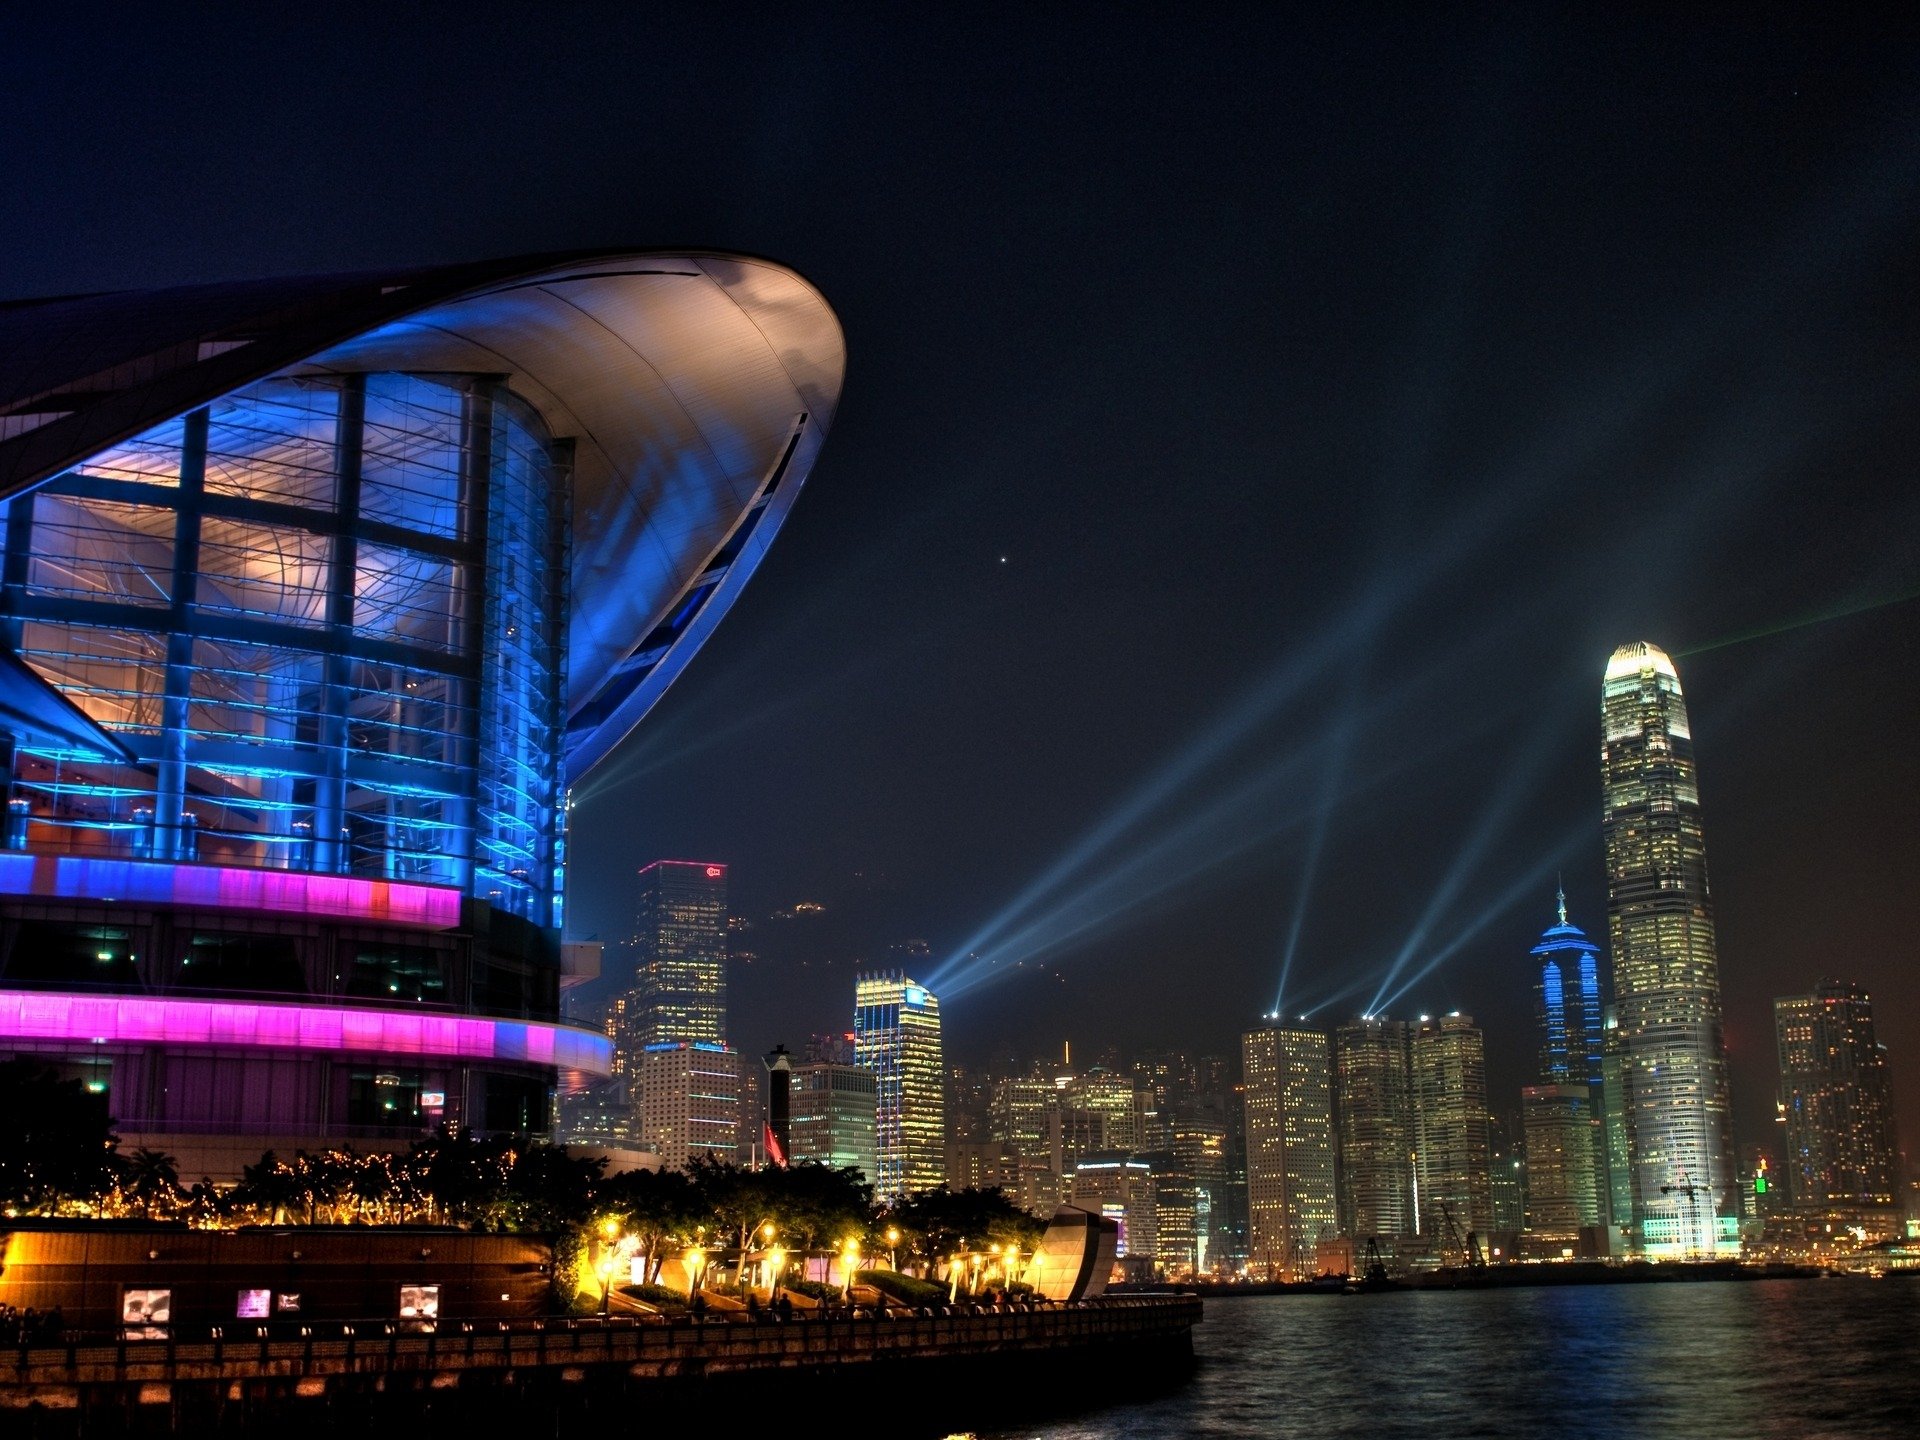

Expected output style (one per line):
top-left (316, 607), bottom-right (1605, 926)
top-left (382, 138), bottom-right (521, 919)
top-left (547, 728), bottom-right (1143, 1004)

top-left (979, 1280), bottom-right (1920, 1439)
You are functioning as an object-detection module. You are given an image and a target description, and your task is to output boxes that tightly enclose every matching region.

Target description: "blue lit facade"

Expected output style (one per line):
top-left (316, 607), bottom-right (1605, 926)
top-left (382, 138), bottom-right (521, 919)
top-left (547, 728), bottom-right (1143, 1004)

top-left (0, 252), bottom-right (845, 1176)
top-left (1530, 887), bottom-right (1603, 1091)
top-left (1, 373), bottom-right (568, 926)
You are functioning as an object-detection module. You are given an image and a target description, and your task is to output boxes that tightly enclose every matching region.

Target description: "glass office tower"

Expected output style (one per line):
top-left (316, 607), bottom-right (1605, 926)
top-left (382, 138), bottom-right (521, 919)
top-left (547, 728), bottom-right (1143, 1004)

top-left (1331, 1015), bottom-right (1415, 1248)
top-left (853, 970), bottom-right (946, 1201)
top-left (0, 251), bottom-right (844, 1178)
top-left (626, 859), bottom-right (729, 1048)
top-left (1410, 1012), bottom-right (1494, 1245)
top-left (1774, 981), bottom-right (1899, 1226)
top-left (1241, 1023), bottom-right (1335, 1281)
top-left (1602, 642), bottom-right (1736, 1255)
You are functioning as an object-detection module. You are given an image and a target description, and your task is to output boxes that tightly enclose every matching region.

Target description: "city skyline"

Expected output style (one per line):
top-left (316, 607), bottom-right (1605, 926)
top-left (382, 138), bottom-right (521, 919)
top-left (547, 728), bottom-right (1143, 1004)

top-left (3, 14), bottom-right (1915, 1196)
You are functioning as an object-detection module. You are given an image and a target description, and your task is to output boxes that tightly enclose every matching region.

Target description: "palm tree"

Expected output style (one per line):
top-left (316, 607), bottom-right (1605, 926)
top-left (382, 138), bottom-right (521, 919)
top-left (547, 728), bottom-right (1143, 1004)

top-left (120, 1147), bottom-right (181, 1219)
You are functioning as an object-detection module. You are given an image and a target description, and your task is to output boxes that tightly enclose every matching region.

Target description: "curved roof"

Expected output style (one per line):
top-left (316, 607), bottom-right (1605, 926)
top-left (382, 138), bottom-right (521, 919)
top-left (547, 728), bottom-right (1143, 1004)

top-left (0, 249), bottom-right (846, 782)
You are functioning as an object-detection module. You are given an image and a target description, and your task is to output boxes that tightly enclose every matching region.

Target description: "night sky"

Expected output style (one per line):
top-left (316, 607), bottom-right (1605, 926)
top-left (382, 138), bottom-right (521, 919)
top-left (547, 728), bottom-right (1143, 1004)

top-left (5, 10), bottom-right (1917, 1151)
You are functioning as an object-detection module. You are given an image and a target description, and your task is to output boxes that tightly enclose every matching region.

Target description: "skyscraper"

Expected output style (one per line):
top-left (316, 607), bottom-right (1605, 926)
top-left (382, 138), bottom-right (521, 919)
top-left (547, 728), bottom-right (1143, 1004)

top-left (1410, 1013), bottom-right (1494, 1248)
top-left (1241, 1024), bottom-right (1336, 1281)
top-left (1332, 1016), bottom-right (1416, 1247)
top-left (635, 1041), bottom-right (742, 1170)
top-left (1532, 888), bottom-right (1605, 1094)
top-left (1521, 1084), bottom-right (1602, 1250)
top-left (788, 1060), bottom-right (879, 1179)
top-left (854, 971), bottom-right (946, 1201)
top-left (622, 861), bottom-right (735, 1164)
top-left (626, 860), bottom-right (730, 1048)
top-left (1603, 642), bottom-right (1736, 1256)
top-left (1523, 890), bottom-right (1608, 1249)
top-left (1774, 981), bottom-right (1900, 1227)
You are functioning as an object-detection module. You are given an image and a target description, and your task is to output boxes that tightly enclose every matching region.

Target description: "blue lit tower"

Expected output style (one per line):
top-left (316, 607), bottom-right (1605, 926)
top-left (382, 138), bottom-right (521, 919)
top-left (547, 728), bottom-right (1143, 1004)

top-left (0, 253), bottom-right (844, 1179)
top-left (1602, 642), bottom-right (1736, 1256)
top-left (1522, 889), bottom-right (1607, 1247)
top-left (1531, 887), bottom-right (1604, 1091)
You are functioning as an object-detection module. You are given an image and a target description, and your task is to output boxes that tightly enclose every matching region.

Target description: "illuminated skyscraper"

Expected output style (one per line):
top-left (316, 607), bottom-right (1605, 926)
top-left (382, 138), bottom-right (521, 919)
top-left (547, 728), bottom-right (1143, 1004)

top-left (1241, 1024), bottom-right (1336, 1280)
top-left (1410, 1013), bottom-right (1493, 1246)
top-left (1533, 888), bottom-right (1604, 1093)
top-left (635, 1040), bottom-right (741, 1170)
top-left (1331, 1016), bottom-right (1415, 1246)
top-left (1603, 642), bottom-right (1736, 1255)
top-left (854, 971), bottom-right (945, 1201)
top-left (788, 1060), bottom-right (879, 1179)
top-left (1170, 1116), bottom-right (1230, 1272)
top-left (1523, 891), bottom-right (1607, 1248)
top-left (1521, 1084), bottom-right (1601, 1250)
top-left (990, 1069), bottom-right (1068, 1215)
top-left (626, 860), bottom-right (729, 1048)
top-left (1774, 982), bottom-right (1899, 1225)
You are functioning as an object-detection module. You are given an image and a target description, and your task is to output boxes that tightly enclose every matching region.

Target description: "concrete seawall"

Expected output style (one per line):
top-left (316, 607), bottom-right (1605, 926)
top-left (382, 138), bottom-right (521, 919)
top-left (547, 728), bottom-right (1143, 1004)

top-left (1, 1294), bottom-right (1202, 1436)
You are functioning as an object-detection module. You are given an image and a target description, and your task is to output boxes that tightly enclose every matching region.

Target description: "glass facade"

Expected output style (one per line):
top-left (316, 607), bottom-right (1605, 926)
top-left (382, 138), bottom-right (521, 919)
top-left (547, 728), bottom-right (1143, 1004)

top-left (0, 372), bottom-right (569, 927)
top-left (1240, 1024), bottom-right (1335, 1281)
top-left (621, 860), bottom-right (729, 1056)
top-left (1410, 1013), bottom-right (1494, 1243)
top-left (1774, 982), bottom-right (1899, 1216)
top-left (854, 971), bottom-right (946, 1202)
top-left (1602, 642), bottom-right (1736, 1255)
top-left (1331, 1016), bottom-right (1416, 1245)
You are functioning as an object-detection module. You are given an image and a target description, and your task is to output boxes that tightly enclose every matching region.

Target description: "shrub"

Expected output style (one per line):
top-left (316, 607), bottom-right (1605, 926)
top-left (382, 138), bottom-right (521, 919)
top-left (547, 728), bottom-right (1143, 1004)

top-left (618, 1282), bottom-right (689, 1312)
top-left (854, 1269), bottom-right (948, 1306)
top-left (781, 1277), bottom-right (841, 1302)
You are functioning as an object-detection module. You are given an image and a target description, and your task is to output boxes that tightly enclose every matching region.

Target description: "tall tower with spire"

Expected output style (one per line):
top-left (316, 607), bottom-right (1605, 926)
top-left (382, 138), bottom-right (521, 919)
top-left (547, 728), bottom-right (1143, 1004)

top-left (1601, 642), bottom-right (1736, 1256)
top-left (1521, 887), bottom-right (1607, 1251)
top-left (1532, 884), bottom-right (1603, 1091)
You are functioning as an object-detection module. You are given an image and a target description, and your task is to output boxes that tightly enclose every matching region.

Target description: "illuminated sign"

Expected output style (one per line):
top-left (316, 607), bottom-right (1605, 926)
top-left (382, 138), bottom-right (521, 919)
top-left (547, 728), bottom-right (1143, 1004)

top-left (421, 1091), bottom-right (447, 1109)
top-left (0, 991), bottom-right (613, 1074)
top-left (122, 1288), bottom-right (171, 1336)
top-left (0, 853), bottom-right (461, 929)
top-left (705, 866), bottom-right (723, 879)
top-left (236, 1289), bottom-right (271, 1319)
top-left (398, 1284), bottom-right (440, 1320)
top-left (904, 987), bottom-right (928, 1007)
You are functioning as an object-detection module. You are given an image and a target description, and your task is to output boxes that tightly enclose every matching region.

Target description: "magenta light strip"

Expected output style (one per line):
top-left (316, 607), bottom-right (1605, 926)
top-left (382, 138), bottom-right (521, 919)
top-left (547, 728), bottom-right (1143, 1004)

top-left (0, 990), bottom-right (613, 1075)
top-left (0, 853), bottom-right (463, 929)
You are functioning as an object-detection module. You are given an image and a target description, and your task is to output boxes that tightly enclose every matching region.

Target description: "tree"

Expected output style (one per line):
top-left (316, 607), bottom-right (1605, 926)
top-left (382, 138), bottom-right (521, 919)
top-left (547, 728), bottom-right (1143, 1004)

top-left (118, 1147), bottom-right (182, 1219)
top-left (886, 1186), bottom-right (1041, 1271)
top-left (234, 1151), bottom-right (302, 1224)
top-left (505, 1141), bottom-right (604, 1231)
top-left (0, 1059), bottom-right (120, 1213)
top-left (600, 1167), bottom-right (702, 1283)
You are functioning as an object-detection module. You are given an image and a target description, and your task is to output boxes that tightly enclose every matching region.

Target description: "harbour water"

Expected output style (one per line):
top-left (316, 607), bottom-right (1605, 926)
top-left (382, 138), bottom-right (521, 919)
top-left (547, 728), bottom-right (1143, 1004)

top-left (975, 1279), bottom-right (1920, 1439)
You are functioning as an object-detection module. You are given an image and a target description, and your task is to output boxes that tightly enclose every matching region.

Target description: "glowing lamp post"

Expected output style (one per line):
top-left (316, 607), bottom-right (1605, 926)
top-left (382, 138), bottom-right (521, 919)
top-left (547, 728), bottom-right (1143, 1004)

top-left (841, 1239), bottom-right (861, 1301)
top-left (887, 1226), bottom-right (900, 1271)
top-left (685, 1245), bottom-right (707, 1299)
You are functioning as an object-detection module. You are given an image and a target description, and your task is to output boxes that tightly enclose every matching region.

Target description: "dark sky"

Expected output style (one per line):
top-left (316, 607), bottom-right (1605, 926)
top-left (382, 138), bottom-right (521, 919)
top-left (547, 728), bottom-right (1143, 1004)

top-left (5, 8), bottom-right (1918, 1152)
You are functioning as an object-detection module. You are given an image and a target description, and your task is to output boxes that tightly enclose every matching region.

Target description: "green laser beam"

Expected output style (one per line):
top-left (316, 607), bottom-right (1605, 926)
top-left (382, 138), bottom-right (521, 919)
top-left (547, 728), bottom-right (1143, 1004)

top-left (1677, 584), bottom-right (1920, 659)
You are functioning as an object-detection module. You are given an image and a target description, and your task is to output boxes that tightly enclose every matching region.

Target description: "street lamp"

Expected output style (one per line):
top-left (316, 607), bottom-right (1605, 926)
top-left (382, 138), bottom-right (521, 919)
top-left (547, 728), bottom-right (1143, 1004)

top-left (841, 1238), bottom-right (861, 1301)
top-left (886, 1226), bottom-right (900, 1271)
top-left (766, 1246), bottom-right (786, 1300)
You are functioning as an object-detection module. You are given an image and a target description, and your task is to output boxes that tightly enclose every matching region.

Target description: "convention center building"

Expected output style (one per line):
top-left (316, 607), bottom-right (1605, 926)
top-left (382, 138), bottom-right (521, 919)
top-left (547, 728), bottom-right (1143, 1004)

top-left (0, 251), bottom-right (844, 1176)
